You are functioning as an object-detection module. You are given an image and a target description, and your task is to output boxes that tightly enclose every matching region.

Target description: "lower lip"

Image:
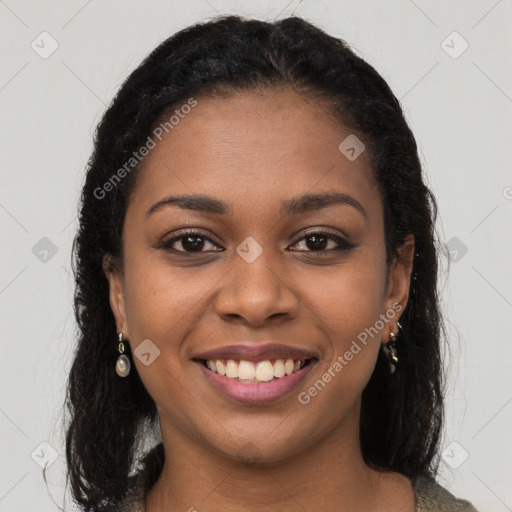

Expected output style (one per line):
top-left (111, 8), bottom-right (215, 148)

top-left (195, 361), bottom-right (316, 404)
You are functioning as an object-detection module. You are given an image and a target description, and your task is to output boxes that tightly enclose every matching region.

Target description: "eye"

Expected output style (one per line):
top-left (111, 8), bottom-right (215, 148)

top-left (159, 228), bottom-right (355, 255)
top-left (159, 230), bottom-right (222, 253)
top-left (289, 229), bottom-right (355, 253)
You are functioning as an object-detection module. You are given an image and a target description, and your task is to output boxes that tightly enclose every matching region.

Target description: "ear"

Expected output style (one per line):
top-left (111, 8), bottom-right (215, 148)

top-left (383, 234), bottom-right (415, 325)
top-left (102, 253), bottom-right (130, 338)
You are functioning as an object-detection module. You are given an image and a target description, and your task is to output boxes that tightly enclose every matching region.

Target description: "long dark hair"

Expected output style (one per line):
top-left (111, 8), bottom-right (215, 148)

top-left (66, 15), bottom-right (444, 511)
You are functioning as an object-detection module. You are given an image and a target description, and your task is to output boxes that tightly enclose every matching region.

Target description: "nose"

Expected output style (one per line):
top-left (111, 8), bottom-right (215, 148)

top-left (215, 250), bottom-right (299, 327)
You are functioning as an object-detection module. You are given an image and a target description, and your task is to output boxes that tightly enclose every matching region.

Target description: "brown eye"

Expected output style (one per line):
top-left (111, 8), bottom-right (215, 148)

top-left (159, 231), bottom-right (222, 253)
top-left (289, 230), bottom-right (355, 253)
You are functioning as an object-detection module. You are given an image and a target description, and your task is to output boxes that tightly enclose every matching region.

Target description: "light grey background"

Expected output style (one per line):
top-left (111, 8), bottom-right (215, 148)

top-left (1, 0), bottom-right (511, 510)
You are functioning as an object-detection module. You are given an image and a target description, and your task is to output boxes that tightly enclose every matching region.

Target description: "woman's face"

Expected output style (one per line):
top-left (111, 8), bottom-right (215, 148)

top-left (105, 88), bottom-right (413, 463)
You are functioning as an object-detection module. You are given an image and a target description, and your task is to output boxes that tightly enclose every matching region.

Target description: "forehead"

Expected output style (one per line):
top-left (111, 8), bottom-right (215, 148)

top-left (127, 88), bottom-right (379, 220)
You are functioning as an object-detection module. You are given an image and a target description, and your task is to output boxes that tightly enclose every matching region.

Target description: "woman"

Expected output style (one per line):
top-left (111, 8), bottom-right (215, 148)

top-left (66, 15), bottom-right (478, 511)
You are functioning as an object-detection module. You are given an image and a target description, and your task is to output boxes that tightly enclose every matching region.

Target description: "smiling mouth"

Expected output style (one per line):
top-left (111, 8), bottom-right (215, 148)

top-left (199, 358), bottom-right (315, 383)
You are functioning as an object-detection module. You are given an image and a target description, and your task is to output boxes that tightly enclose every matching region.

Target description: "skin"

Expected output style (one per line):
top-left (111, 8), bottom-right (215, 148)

top-left (104, 88), bottom-right (416, 511)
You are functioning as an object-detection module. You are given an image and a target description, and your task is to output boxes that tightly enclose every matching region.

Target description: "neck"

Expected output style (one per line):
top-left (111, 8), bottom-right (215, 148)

top-left (144, 406), bottom-right (412, 512)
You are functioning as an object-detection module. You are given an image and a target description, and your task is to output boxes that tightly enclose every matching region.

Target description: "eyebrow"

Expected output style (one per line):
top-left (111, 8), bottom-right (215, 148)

top-left (146, 191), bottom-right (367, 220)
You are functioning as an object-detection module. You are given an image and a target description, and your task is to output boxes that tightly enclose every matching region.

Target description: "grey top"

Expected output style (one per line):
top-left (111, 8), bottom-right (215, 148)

top-left (121, 474), bottom-right (479, 511)
top-left (413, 476), bottom-right (479, 511)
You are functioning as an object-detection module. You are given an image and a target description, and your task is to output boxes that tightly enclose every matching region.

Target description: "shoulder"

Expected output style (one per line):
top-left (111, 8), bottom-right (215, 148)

top-left (412, 475), bottom-right (479, 512)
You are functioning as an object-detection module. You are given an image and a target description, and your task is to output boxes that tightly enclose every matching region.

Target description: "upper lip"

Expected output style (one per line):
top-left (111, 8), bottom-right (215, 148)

top-left (193, 343), bottom-right (318, 362)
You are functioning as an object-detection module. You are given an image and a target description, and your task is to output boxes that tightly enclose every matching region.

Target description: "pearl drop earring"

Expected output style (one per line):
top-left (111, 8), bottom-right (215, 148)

top-left (115, 332), bottom-right (131, 377)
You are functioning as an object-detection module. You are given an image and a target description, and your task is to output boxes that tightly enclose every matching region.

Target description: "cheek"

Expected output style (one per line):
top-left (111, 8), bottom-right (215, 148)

top-left (122, 254), bottom-right (210, 341)
top-left (299, 256), bottom-right (387, 399)
top-left (297, 284), bottom-right (383, 423)
top-left (303, 256), bottom-right (387, 344)
top-left (121, 256), bottom-right (221, 390)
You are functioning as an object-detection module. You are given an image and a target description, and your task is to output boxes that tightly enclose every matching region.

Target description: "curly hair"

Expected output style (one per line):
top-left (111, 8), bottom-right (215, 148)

top-left (66, 14), bottom-right (444, 511)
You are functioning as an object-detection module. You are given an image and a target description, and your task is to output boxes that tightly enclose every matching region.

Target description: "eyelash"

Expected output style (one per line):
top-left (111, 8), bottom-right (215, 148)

top-left (158, 228), bottom-right (356, 255)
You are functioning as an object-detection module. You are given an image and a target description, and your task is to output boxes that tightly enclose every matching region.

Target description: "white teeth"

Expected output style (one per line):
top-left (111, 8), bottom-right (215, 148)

top-left (205, 358), bottom-right (307, 382)
top-left (273, 359), bottom-right (285, 378)
top-left (255, 361), bottom-right (274, 382)
top-left (215, 359), bottom-right (226, 376)
top-left (238, 360), bottom-right (255, 380)
top-left (225, 359), bottom-right (238, 378)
